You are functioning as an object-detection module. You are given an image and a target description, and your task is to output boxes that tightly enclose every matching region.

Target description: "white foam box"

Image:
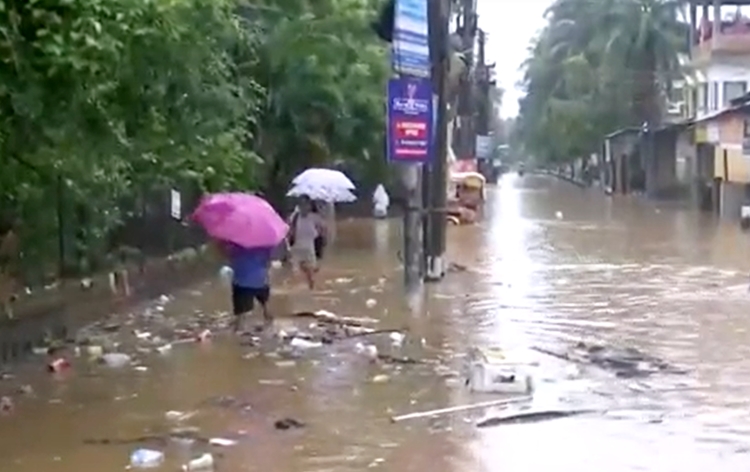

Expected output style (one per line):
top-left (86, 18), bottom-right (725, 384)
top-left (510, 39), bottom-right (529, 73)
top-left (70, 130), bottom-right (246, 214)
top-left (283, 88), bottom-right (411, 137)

top-left (464, 347), bottom-right (534, 394)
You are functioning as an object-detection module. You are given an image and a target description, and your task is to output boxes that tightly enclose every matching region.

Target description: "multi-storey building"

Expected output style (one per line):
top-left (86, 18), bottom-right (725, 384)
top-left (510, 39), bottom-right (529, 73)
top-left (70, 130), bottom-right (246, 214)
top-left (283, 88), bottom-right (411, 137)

top-left (685, 0), bottom-right (750, 217)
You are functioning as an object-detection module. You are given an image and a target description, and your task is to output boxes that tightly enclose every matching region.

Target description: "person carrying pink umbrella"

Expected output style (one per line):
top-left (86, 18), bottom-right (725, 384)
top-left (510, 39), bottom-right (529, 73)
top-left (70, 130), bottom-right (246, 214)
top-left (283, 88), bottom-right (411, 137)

top-left (192, 193), bottom-right (289, 332)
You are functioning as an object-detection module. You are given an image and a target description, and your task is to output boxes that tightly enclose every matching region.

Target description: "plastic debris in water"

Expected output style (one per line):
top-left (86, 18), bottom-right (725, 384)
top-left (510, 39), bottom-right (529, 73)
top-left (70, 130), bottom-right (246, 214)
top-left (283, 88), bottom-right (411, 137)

top-left (196, 330), bottom-right (212, 343)
top-left (555, 211), bottom-right (563, 220)
top-left (389, 332), bottom-right (405, 346)
top-left (100, 352), bottom-right (132, 368)
top-left (156, 344), bottom-right (172, 355)
top-left (0, 396), bottom-right (14, 414)
top-left (208, 437), bottom-right (237, 446)
top-left (130, 448), bottom-right (165, 468)
top-left (47, 358), bottom-right (70, 373)
top-left (365, 298), bottom-right (377, 308)
top-left (165, 410), bottom-right (197, 422)
top-left (355, 343), bottom-right (378, 361)
top-left (219, 266), bottom-right (233, 281)
top-left (274, 418), bottom-right (305, 430)
top-left (182, 453), bottom-right (214, 471)
top-left (289, 338), bottom-right (322, 349)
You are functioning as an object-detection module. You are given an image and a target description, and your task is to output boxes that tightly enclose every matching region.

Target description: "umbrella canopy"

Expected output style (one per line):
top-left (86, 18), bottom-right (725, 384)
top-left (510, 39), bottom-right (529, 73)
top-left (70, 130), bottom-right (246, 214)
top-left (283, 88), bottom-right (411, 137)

top-left (292, 168), bottom-right (355, 190)
top-left (286, 184), bottom-right (356, 202)
top-left (191, 192), bottom-right (288, 249)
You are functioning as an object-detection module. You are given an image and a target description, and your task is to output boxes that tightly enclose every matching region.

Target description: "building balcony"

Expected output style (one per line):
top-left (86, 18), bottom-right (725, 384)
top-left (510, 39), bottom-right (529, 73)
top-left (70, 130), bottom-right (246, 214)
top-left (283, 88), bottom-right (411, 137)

top-left (691, 25), bottom-right (750, 65)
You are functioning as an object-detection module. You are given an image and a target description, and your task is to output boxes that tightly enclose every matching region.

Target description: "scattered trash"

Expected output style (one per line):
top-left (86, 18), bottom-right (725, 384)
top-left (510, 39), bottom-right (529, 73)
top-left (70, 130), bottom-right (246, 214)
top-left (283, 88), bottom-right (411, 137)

top-left (156, 344), bottom-right (172, 355)
top-left (365, 298), bottom-right (377, 308)
top-left (32, 347), bottom-right (49, 356)
top-left (275, 360), bottom-right (296, 368)
top-left (134, 330), bottom-right (151, 340)
top-left (165, 410), bottom-right (197, 422)
top-left (130, 448), bottom-right (165, 468)
top-left (555, 211), bottom-right (563, 220)
top-left (355, 342), bottom-right (378, 361)
top-left (289, 338), bottom-right (322, 350)
top-left (47, 358), bottom-right (70, 373)
top-left (182, 452), bottom-right (214, 471)
top-left (274, 417), bottom-right (305, 430)
top-left (0, 396), bottom-right (14, 414)
top-left (208, 437), bottom-right (237, 447)
top-left (464, 347), bottom-right (533, 394)
top-left (294, 310), bottom-right (377, 328)
top-left (389, 332), bottom-right (405, 346)
top-left (86, 345), bottom-right (104, 357)
top-left (196, 330), bottom-right (212, 343)
top-left (219, 266), bottom-right (233, 281)
top-left (99, 352), bottom-right (132, 368)
top-left (371, 374), bottom-right (389, 383)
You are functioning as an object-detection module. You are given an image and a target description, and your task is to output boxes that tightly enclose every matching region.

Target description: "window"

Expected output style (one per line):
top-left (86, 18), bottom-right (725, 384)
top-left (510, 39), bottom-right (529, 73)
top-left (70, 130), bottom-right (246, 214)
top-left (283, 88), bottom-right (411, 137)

top-left (691, 86), bottom-right (698, 116)
top-left (698, 82), bottom-right (708, 114)
top-left (710, 81), bottom-right (719, 111)
top-left (724, 81), bottom-right (747, 107)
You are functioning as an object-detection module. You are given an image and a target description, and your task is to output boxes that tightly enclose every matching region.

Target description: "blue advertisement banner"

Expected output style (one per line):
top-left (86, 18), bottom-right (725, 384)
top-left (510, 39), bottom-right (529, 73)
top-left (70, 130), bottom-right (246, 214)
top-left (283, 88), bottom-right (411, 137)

top-left (392, 0), bottom-right (430, 78)
top-left (387, 77), bottom-right (433, 163)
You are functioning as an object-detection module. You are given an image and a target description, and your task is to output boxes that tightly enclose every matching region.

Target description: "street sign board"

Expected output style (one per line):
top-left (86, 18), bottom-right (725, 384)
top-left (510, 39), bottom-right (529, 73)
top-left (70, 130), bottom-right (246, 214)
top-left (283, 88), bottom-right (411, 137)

top-left (387, 77), bottom-right (433, 163)
top-left (392, 0), bottom-right (430, 78)
top-left (475, 135), bottom-right (492, 159)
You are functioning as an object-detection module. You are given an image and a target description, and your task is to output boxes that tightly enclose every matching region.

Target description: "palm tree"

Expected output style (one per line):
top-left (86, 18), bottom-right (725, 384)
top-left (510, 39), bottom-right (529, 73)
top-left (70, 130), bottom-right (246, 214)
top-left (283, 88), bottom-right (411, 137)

top-left (602, 0), bottom-right (688, 124)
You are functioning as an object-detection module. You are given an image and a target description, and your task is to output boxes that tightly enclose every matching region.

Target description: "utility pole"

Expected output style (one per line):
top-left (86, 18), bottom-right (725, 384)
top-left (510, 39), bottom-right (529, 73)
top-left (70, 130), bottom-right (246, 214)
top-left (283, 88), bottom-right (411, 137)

top-left (423, 0), bottom-right (450, 282)
top-left (401, 163), bottom-right (423, 292)
top-left (456, 0), bottom-right (477, 162)
top-left (476, 29), bottom-right (489, 137)
top-left (475, 28), bottom-right (492, 179)
top-left (371, 0), bottom-right (425, 295)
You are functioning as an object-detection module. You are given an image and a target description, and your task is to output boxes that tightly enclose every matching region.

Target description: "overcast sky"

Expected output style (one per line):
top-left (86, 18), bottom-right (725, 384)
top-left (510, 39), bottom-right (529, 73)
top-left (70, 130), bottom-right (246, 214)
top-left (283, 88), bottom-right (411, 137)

top-left (478, 0), bottom-right (551, 118)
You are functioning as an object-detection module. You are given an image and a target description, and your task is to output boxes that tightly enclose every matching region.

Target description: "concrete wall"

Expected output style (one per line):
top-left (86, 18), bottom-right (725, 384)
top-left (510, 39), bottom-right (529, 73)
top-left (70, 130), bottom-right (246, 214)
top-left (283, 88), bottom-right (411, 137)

top-left (647, 129), bottom-right (678, 198)
top-left (606, 133), bottom-right (639, 193)
top-left (694, 111), bottom-right (750, 183)
top-left (676, 130), bottom-right (695, 184)
top-left (720, 181), bottom-right (747, 219)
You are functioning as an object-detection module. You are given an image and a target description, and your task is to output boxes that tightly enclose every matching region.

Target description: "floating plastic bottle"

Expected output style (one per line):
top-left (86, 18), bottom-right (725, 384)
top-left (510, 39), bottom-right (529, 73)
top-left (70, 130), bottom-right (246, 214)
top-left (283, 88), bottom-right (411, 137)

top-left (182, 453), bottom-right (214, 471)
top-left (130, 448), bottom-right (165, 468)
top-left (219, 265), bottom-right (233, 281)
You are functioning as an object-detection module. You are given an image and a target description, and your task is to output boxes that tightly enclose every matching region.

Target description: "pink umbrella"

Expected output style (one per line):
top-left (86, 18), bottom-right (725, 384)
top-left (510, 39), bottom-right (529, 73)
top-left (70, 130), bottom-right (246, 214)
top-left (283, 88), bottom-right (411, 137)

top-left (191, 192), bottom-right (289, 249)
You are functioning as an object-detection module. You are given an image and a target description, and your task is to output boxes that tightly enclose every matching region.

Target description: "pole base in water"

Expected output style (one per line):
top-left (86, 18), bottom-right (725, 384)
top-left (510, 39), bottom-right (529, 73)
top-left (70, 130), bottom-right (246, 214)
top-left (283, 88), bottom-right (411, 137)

top-left (424, 255), bottom-right (445, 282)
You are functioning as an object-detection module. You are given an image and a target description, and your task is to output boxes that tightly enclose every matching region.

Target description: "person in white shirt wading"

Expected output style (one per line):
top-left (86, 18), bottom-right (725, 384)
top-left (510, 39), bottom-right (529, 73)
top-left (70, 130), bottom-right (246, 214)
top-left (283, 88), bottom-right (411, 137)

top-left (288, 196), bottom-right (326, 289)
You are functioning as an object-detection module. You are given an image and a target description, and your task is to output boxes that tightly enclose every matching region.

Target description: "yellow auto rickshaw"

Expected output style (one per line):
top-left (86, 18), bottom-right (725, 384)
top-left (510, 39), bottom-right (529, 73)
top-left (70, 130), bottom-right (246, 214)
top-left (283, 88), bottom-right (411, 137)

top-left (452, 172), bottom-right (486, 210)
top-left (446, 172), bottom-right (486, 225)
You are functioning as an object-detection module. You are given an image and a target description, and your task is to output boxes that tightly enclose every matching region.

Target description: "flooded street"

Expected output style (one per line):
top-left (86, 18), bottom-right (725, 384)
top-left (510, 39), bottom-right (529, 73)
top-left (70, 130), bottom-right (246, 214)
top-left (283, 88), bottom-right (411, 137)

top-left (2, 174), bottom-right (750, 471)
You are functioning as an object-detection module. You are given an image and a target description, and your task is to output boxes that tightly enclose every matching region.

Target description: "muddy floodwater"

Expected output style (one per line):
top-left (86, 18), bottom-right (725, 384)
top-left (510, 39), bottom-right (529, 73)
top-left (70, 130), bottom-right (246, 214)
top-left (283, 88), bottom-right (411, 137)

top-left (2, 174), bottom-right (750, 471)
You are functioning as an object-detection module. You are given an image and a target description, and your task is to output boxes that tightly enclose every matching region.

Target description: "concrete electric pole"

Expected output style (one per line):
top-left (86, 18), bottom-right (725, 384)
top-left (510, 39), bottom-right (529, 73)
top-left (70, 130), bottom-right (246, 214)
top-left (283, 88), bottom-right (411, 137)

top-left (456, 0), bottom-right (477, 162)
top-left (422, 0), bottom-right (451, 282)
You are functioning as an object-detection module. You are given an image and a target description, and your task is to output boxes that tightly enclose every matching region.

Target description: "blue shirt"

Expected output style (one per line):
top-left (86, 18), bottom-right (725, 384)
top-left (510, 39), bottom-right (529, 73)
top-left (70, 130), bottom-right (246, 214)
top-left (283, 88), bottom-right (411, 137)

top-left (228, 245), bottom-right (272, 288)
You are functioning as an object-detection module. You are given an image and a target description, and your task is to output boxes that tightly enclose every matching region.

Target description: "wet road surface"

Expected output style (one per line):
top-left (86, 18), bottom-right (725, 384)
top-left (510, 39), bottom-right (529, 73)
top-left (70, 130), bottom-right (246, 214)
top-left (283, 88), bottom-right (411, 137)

top-left (1, 174), bottom-right (750, 471)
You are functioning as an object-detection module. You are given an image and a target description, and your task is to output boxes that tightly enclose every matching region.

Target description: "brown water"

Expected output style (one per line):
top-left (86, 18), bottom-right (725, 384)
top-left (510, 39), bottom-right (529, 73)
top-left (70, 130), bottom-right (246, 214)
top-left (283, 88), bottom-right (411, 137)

top-left (2, 174), bottom-right (750, 471)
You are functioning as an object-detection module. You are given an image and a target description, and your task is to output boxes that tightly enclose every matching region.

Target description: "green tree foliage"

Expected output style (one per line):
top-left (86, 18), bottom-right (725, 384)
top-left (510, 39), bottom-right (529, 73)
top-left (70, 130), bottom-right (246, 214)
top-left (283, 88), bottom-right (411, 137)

top-left (248, 0), bottom-right (390, 206)
top-left (515, 0), bottom-right (687, 165)
top-left (0, 0), bottom-right (390, 281)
